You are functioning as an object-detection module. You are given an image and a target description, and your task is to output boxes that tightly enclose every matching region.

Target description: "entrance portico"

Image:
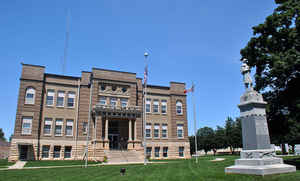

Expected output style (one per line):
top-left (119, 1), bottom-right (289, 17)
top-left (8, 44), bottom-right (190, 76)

top-left (93, 104), bottom-right (142, 150)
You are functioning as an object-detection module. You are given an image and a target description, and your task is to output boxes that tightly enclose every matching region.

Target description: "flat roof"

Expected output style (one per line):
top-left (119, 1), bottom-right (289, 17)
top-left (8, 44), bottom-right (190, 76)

top-left (92, 67), bottom-right (136, 75)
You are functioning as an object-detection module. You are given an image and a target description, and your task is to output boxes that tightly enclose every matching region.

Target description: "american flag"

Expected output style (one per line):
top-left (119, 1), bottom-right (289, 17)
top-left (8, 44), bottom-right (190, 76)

top-left (184, 84), bottom-right (194, 94)
top-left (144, 65), bottom-right (148, 84)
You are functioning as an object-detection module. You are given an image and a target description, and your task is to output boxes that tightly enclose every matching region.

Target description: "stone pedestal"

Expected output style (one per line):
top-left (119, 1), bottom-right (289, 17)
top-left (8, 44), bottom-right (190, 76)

top-left (127, 141), bottom-right (134, 150)
top-left (225, 90), bottom-right (296, 176)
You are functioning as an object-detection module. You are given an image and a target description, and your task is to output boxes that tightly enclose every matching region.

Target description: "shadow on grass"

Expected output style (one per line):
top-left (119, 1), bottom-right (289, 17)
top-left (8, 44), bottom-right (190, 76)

top-left (284, 158), bottom-right (300, 170)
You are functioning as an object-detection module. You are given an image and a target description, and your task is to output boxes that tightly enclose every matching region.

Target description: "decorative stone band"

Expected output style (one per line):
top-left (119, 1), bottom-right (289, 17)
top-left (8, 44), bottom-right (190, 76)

top-left (240, 149), bottom-right (276, 159)
top-left (93, 104), bottom-right (142, 118)
top-left (238, 102), bottom-right (267, 118)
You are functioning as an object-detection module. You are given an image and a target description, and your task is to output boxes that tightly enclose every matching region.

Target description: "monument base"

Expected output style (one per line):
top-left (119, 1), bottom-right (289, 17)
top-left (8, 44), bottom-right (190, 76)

top-left (225, 164), bottom-right (296, 176)
top-left (225, 150), bottom-right (296, 176)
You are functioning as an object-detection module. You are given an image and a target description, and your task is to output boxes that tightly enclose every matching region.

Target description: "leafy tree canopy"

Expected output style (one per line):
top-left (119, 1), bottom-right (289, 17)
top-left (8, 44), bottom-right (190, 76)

top-left (0, 128), bottom-right (6, 141)
top-left (240, 0), bottom-right (300, 144)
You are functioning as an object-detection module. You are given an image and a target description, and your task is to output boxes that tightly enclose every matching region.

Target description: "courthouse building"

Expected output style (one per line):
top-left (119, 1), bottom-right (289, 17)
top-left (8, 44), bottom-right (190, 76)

top-left (9, 63), bottom-right (190, 162)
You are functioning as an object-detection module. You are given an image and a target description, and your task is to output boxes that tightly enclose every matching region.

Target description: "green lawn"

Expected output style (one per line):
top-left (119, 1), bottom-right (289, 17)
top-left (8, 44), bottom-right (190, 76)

top-left (0, 159), bottom-right (14, 168)
top-left (0, 156), bottom-right (299, 181)
top-left (24, 160), bottom-right (99, 167)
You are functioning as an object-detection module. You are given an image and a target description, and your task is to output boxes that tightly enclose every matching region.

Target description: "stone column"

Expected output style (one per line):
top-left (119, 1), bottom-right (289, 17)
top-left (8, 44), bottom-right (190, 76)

top-left (128, 120), bottom-right (132, 141)
top-left (104, 118), bottom-right (109, 149)
top-left (134, 120), bottom-right (137, 141)
top-left (128, 120), bottom-right (134, 149)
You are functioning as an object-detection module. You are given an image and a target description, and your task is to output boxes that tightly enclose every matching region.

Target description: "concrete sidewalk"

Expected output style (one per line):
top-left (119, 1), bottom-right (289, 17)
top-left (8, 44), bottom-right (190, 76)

top-left (0, 161), bottom-right (168, 171)
top-left (8, 161), bottom-right (27, 170)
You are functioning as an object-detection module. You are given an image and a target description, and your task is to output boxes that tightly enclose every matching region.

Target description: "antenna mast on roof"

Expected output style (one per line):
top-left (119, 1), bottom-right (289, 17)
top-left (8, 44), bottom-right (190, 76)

top-left (62, 9), bottom-right (70, 74)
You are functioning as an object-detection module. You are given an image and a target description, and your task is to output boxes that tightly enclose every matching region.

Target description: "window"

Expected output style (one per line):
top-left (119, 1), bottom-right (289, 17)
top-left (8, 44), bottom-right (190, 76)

top-left (153, 100), bottom-right (159, 113)
top-left (22, 117), bottom-right (32, 135)
top-left (179, 147), bottom-right (184, 157)
top-left (53, 146), bottom-right (61, 158)
top-left (161, 100), bottom-right (167, 114)
top-left (55, 119), bottom-right (63, 136)
top-left (146, 123), bottom-right (151, 138)
top-left (99, 96), bottom-right (106, 105)
top-left (43, 118), bottom-right (52, 135)
top-left (162, 124), bottom-right (168, 138)
top-left (56, 91), bottom-right (65, 107)
top-left (46, 90), bottom-right (54, 106)
top-left (110, 97), bottom-right (117, 107)
top-left (83, 122), bottom-right (88, 134)
top-left (163, 147), bottom-right (168, 158)
top-left (42, 145), bottom-right (50, 158)
top-left (146, 99), bottom-right (151, 113)
top-left (176, 101), bottom-right (183, 115)
top-left (154, 124), bottom-right (160, 138)
top-left (121, 98), bottom-right (128, 108)
top-left (67, 92), bottom-right (75, 108)
top-left (64, 146), bottom-right (72, 158)
top-left (177, 124), bottom-right (184, 138)
top-left (65, 119), bottom-right (74, 136)
top-left (122, 87), bottom-right (127, 93)
top-left (25, 87), bottom-right (35, 104)
top-left (155, 147), bottom-right (160, 158)
top-left (146, 147), bottom-right (152, 157)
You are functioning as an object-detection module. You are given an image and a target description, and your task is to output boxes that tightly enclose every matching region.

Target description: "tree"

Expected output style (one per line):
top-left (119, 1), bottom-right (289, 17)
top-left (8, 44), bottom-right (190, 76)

top-left (240, 0), bottom-right (300, 146)
top-left (0, 128), bottom-right (6, 141)
top-left (214, 126), bottom-right (227, 150)
top-left (197, 127), bottom-right (215, 154)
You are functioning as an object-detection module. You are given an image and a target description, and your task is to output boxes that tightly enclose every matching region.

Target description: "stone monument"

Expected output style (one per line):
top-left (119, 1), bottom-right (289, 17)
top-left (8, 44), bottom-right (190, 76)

top-left (225, 60), bottom-right (296, 176)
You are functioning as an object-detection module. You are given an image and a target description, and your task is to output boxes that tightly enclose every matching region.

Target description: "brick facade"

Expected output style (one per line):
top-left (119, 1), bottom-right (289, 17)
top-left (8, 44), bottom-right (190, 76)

top-left (9, 64), bottom-right (190, 162)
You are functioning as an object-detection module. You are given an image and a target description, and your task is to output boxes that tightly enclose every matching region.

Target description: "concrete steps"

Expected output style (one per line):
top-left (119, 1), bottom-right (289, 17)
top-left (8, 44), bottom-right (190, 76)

top-left (105, 150), bottom-right (144, 163)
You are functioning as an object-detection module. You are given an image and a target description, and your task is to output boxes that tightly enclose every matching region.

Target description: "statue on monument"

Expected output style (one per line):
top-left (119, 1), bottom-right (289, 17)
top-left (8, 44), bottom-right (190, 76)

top-left (240, 59), bottom-right (253, 90)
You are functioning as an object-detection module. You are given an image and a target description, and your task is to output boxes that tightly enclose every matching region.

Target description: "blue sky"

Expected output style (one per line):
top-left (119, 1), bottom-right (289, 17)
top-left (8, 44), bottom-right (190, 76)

top-left (0, 0), bottom-right (277, 139)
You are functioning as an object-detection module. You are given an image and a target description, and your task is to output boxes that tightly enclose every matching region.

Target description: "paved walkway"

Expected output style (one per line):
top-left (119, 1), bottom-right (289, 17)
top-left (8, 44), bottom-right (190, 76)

top-left (0, 161), bottom-right (168, 171)
top-left (8, 161), bottom-right (27, 169)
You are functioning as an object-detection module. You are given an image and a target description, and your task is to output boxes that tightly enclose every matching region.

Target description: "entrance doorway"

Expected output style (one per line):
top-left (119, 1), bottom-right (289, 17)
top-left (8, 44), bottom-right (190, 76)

top-left (108, 120), bottom-right (129, 150)
top-left (108, 134), bottom-right (120, 150)
top-left (19, 145), bottom-right (28, 160)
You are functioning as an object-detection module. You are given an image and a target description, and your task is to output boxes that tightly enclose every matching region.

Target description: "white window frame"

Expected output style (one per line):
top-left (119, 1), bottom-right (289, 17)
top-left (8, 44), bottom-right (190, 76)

top-left (42, 145), bottom-right (50, 158)
top-left (163, 147), bottom-right (168, 158)
top-left (154, 147), bottom-right (160, 158)
top-left (179, 147), bottom-right (184, 157)
top-left (53, 146), bottom-right (61, 158)
top-left (145, 123), bottom-right (152, 138)
top-left (110, 97), bottom-right (117, 107)
top-left (162, 124), bottom-right (168, 138)
top-left (55, 119), bottom-right (63, 136)
top-left (153, 100), bottom-right (159, 113)
top-left (65, 119), bottom-right (74, 136)
top-left (25, 87), bottom-right (35, 105)
top-left (146, 98), bottom-right (151, 113)
top-left (99, 96), bottom-right (107, 105)
top-left (64, 146), bottom-right (72, 158)
top-left (67, 92), bottom-right (75, 108)
top-left (177, 124), bottom-right (184, 138)
top-left (146, 147), bottom-right (152, 157)
top-left (176, 101), bottom-right (183, 115)
top-left (56, 91), bottom-right (65, 107)
top-left (121, 98), bottom-right (128, 108)
top-left (43, 118), bottom-right (52, 135)
top-left (161, 100), bottom-right (167, 114)
top-left (21, 117), bottom-right (32, 135)
top-left (154, 124), bottom-right (160, 138)
top-left (46, 90), bottom-right (54, 106)
top-left (83, 122), bottom-right (88, 134)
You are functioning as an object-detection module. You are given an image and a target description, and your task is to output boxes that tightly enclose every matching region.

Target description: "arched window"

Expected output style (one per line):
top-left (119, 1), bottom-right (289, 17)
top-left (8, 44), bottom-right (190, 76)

top-left (25, 87), bottom-right (35, 104)
top-left (176, 101), bottom-right (183, 115)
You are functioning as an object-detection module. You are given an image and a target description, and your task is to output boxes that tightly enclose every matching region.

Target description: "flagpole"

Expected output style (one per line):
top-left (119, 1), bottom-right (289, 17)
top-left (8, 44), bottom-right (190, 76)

top-left (192, 82), bottom-right (198, 163)
top-left (143, 52), bottom-right (148, 166)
